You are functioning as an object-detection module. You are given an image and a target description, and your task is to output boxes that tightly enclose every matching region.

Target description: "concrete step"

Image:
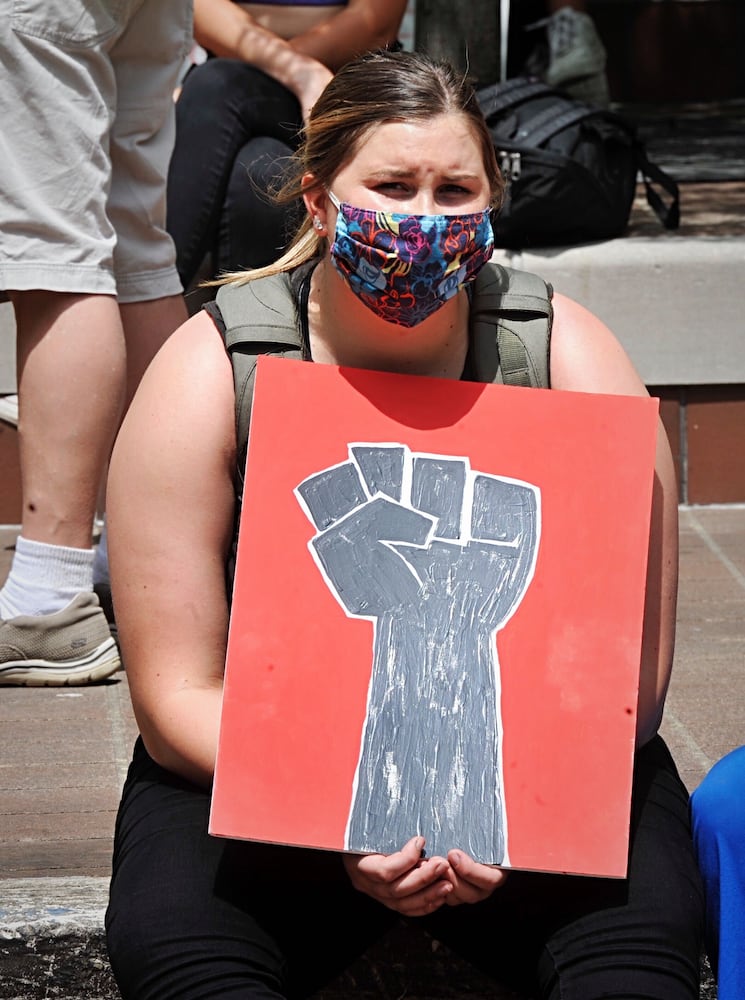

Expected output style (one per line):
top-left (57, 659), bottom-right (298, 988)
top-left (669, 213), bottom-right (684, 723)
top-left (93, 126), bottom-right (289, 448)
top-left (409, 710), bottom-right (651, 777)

top-left (5, 179), bottom-right (745, 512)
top-left (0, 877), bottom-right (717, 1000)
top-left (5, 504), bottom-right (744, 998)
top-left (491, 180), bottom-right (745, 388)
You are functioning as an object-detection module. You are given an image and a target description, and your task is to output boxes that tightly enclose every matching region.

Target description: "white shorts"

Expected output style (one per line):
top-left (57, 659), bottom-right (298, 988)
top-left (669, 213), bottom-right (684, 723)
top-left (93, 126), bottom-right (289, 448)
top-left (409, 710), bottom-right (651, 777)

top-left (0, 0), bottom-right (193, 303)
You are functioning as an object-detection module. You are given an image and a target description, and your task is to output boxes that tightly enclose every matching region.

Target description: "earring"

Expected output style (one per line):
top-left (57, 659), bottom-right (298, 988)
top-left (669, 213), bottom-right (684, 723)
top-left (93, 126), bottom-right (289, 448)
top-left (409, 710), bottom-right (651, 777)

top-left (313, 217), bottom-right (324, 231)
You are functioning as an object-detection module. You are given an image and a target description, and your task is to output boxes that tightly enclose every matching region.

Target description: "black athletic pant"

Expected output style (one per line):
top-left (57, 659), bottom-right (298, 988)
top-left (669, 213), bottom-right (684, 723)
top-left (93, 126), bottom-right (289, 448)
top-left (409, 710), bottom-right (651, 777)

top-left (106, 735), bottom-right (704, 999)
top-left (166, 58), bottom-right (303, 291)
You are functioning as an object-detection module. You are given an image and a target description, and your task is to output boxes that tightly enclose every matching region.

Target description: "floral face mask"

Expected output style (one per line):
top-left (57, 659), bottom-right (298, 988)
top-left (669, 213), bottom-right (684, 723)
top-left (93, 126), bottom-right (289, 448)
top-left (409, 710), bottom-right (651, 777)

top-left (327, 192), bottom-right (494, 328)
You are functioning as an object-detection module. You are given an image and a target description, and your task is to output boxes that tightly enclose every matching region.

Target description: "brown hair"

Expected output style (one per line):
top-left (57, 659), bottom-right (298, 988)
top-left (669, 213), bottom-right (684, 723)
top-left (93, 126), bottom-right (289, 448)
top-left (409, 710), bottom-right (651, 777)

top-left (219, 49), bottom-right (503, 285)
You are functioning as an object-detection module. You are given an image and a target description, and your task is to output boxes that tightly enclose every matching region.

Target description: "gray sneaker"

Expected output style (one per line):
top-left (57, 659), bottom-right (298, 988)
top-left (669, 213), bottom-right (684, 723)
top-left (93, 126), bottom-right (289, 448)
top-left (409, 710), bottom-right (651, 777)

top-left (528, 6), bottom-right (610, 107)
top-left (0, 593), bottom-right (121, 686)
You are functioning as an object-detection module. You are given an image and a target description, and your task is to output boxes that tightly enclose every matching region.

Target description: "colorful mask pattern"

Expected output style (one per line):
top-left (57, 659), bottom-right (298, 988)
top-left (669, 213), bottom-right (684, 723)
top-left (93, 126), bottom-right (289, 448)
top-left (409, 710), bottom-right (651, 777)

top-left (328, 194), bottom-right (494, 328)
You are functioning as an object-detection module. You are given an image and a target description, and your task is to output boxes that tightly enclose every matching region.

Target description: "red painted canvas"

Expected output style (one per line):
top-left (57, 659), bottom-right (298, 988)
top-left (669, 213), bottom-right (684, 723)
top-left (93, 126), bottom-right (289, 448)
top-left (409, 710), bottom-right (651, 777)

top-left (210, 355), bottom-right (660, 877)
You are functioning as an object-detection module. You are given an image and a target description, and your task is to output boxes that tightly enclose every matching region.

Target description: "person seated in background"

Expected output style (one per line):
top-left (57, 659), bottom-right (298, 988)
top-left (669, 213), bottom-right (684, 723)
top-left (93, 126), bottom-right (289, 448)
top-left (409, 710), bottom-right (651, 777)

top-left (691, 745), bottom-right (745, 1000)
top-left (106, 48), bottom-right (703, 1000)
top-left (167, 0), bottom-right (406, 293)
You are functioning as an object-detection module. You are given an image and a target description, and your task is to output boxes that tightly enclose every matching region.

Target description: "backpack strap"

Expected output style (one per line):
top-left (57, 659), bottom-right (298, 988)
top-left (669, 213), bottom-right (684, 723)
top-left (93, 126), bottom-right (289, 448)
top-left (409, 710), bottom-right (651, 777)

top-left (469, 263), bottom-right (553, 389)
top-left (216, 262), bottom-right (551, 594)
top-left (216, 262), bottom-right (553, 474)
top-left (216, 269), bottom-right (306, 489)
top-left (634, 141), bottom-right (680, 230)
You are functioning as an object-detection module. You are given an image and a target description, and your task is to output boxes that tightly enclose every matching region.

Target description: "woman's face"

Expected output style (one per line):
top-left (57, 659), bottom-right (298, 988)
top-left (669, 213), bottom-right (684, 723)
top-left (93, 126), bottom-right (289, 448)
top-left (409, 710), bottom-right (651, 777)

top-left (326, 113), bottom-right (492, 218)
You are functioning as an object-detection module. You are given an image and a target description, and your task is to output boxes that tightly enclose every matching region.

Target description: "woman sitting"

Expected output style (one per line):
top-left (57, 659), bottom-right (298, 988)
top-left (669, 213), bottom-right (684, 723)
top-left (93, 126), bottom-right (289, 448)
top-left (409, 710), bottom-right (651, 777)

top-left (106, 49), bottom-right (703, 1000)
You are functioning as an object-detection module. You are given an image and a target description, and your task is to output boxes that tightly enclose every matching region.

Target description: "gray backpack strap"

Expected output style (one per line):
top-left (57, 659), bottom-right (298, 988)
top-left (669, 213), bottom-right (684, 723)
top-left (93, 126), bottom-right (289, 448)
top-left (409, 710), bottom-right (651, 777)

top-left (216, 271), bottom-right (304, 475)
top-left (217, 262), bottom-right (552, 466)
top-left (469, 262), bottom-right (553, 388)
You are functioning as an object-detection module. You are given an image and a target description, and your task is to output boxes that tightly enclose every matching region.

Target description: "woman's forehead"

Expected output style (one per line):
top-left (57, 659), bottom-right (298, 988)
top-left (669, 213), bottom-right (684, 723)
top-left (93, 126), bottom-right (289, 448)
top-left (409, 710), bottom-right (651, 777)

top-left (349, 115), bottom-right (486, 172)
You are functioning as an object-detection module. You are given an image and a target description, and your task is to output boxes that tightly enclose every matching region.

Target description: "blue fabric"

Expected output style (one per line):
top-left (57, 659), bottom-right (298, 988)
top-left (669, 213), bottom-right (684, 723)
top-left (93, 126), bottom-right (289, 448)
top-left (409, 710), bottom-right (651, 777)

top-left (691, 745), bottom-right (745, 999)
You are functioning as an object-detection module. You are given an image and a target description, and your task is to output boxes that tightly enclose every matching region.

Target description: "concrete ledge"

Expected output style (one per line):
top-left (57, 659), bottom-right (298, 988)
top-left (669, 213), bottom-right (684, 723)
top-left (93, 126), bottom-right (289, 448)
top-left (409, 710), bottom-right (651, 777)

top-left (1, 878), bottom-right (109, 942)
top-left (0, 878), bottom-right (114, 1000)
top-left (3, 235), bottom-right (744, 396)
top-left (0, 876), bottom-right (717, 1000)
top-left (491, 236), bottom-right (745, 386)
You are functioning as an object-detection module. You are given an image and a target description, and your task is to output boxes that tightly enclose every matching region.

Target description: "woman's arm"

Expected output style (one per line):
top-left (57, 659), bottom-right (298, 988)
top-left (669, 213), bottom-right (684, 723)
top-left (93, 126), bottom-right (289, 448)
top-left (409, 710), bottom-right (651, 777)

top-left (107, 311), bottom-right (238, 787)
top-left (193, 0), bottom-right (333, 119)
top-left (192, 0), bottom-right (406, 115)
top-left (550, 293), bottom-right (679, 747)
top-left (288, 0), bottom-right (408, 71)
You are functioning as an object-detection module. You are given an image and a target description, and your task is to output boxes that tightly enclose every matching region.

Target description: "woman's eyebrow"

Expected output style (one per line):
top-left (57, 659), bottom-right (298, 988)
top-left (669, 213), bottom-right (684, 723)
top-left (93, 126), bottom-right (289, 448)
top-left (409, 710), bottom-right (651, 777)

top-left (366, 168), bottom-right (480, 182)
top-left (366, 167), bottom-right (416, 179)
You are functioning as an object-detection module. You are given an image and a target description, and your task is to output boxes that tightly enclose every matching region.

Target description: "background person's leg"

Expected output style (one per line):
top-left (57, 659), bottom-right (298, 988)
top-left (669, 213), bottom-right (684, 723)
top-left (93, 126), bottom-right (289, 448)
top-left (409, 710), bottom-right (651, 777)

top-left (120, 295), bottom-right (188, 409)
top-left (11, 292), bottom-right (125, 551)
top-left (88, 294), bottom-right (187, 603)
top-left (218, 136), bottom-right (301, 274)
top-left (0, 291), bottom-right (124, 684)
top-left (167, 59), bottom-right (302, 289)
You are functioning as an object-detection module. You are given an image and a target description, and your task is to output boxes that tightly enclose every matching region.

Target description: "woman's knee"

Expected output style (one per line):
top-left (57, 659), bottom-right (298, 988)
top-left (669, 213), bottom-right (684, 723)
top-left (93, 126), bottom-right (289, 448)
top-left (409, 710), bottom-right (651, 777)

top-left (179, 58), bottom-right (265, 111)
top-left (106, 829), bottom-right (287, 999)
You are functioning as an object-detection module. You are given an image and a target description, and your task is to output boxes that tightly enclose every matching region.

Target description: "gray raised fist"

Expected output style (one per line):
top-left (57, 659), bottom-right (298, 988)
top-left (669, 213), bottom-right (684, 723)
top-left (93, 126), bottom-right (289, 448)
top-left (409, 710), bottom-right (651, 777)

top-left (296, 444), bottom-right (540, 863)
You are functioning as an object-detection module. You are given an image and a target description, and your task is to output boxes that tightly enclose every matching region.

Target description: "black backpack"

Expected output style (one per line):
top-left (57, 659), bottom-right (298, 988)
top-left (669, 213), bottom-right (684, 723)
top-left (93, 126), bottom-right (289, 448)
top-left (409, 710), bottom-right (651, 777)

top-left (477, 77), bottom-right (680, 248)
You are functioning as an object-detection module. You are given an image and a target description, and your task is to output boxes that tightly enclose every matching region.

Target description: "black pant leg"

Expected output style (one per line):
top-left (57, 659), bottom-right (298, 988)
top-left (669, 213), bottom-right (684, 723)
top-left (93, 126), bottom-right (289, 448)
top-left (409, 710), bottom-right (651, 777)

top-left (106, 739), bottom-right (396, 1000)
top-left (218, 135), bottom-right (301, 274)
top-left (422, 736), bottom-right (705, 999)
top-left (166, 59), bottom-right (301, 289)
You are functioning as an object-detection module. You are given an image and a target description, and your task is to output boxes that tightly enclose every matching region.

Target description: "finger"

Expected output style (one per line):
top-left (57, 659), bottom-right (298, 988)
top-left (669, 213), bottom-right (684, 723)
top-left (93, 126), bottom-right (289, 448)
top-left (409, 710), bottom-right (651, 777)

top-left (387, 877), bottom-right (453, 917)
top-left (345, 837), bottom-right (431, 891)
top-left (389, 857), bottom-right (451, 900)
top-left (347, 857), bottom-right (453, 914)
top-left (449, 850), bottom-right (509, 891)
top-left (353, 836), bottom-right (427, 887)
top-left (442, 851), bottom-right (509, 904)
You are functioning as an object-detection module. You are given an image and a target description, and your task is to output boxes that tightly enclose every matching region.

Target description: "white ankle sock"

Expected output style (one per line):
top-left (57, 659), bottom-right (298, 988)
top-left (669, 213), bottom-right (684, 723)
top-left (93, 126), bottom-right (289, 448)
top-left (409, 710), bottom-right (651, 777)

top-left (0, 535), bottom-right (95, 619)
top-left (92, 520), bottom-right (109, 587)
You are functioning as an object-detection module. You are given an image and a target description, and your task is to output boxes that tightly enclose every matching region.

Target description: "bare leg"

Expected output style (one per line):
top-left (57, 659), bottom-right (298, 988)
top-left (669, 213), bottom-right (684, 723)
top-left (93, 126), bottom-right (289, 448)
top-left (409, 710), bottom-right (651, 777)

top-left (120, 293), bottom-right (188, 411)
top-left (91, 294), bottom-right (187, 587)
top-left (11, 291), bottom-right (126, 550)
top-left (10, 290), bottom-right (186, 550)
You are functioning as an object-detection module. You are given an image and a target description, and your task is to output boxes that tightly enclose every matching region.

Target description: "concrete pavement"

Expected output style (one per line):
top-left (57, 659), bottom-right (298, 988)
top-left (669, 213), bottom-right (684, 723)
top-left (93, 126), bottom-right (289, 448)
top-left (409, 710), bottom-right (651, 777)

top-left (2, 505), bottom-right (743, 997)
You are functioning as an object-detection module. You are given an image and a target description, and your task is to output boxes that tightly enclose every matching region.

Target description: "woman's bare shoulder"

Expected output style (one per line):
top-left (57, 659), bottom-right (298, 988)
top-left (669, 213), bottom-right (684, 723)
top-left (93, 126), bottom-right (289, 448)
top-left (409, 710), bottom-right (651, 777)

top-left (549, 292), bottom-right (647, 398)
top-left (142, 308), bottom-right (233, 410)
top-left (116, 307), bottom-right (237, 473)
